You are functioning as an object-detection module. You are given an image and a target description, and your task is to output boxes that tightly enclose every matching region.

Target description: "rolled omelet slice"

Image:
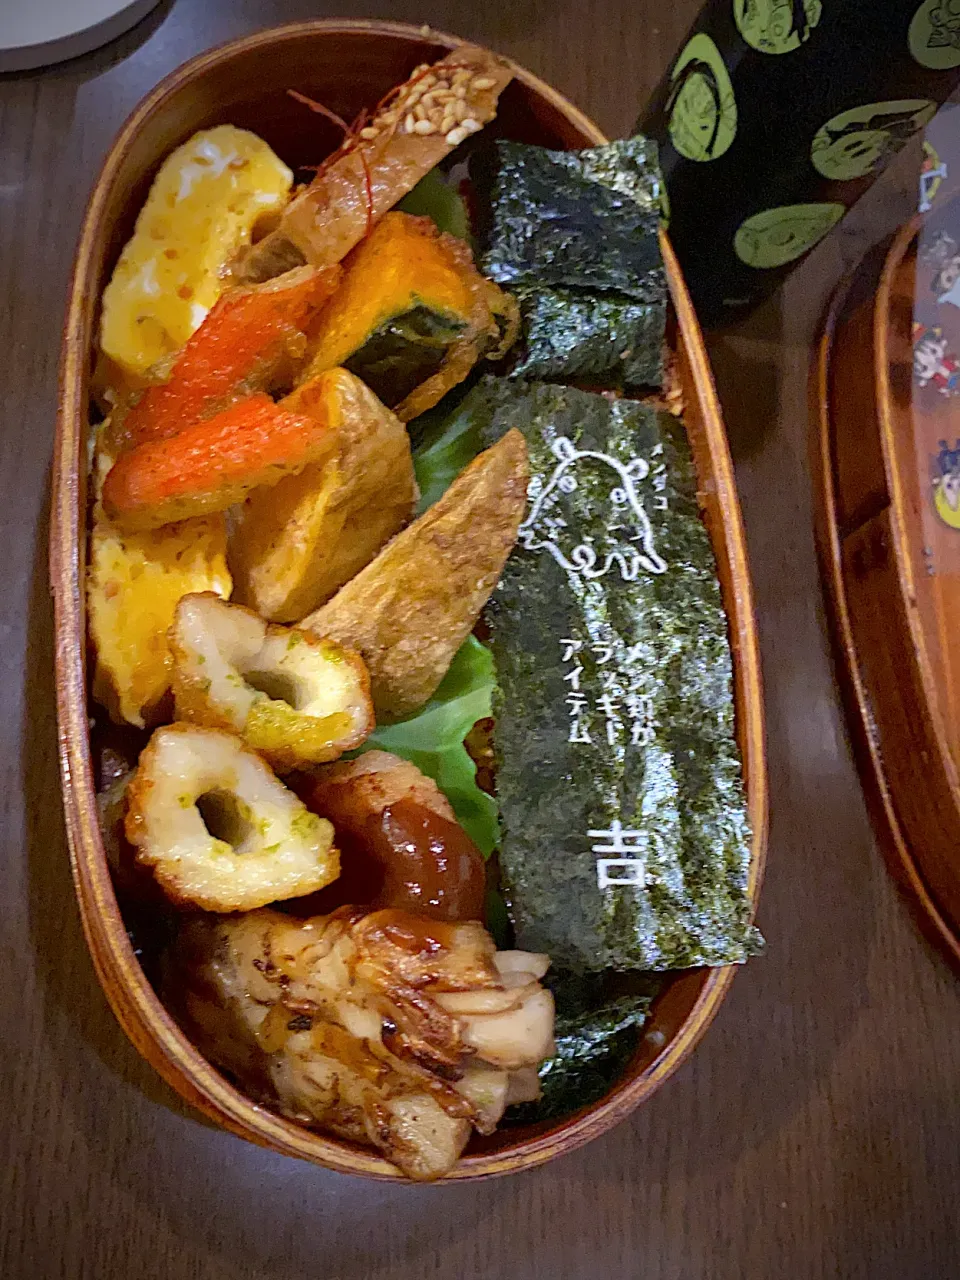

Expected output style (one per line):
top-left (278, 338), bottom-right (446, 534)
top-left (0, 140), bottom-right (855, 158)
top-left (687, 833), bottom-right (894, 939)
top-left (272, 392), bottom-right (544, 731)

top-left (88, 444), bottom-right (232, 728)
top-left (99, 125), bottom-right (293, 382)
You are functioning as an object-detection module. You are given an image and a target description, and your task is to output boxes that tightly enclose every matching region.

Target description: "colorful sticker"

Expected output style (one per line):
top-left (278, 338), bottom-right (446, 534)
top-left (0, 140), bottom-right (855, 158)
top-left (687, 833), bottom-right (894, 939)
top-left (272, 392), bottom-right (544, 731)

top-left (667, 33), bottom-right (737, 162)
top-left (733, 202), bottom-right (845, 268)
top-left (909, 0), bottom-right (960, 70)
top-left (810, 99), bottom-right (936, 181)
top-left (919, 231), bottom-right (960, 300)
top-left (933, 438), bottom-right (960, 527)
top-left (920, 140), bottom-right (948, 212)
top-left (733, 0), bottom-right (823, 54)
top-left (914, 323), bottom-right (960, 394)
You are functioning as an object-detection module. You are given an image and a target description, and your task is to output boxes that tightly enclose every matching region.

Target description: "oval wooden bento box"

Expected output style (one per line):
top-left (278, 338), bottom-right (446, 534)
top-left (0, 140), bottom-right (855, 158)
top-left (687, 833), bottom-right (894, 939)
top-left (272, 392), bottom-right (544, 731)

top-left (815, 217), bottom-right (960, 967)
top-left (51, 19), bottom-right (768, 1180)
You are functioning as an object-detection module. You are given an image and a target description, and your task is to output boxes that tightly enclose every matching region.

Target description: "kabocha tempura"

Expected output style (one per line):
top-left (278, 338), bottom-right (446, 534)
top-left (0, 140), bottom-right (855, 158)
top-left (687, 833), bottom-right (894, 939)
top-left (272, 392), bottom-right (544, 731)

top-left (88, 47), bottom-right (555, 1180)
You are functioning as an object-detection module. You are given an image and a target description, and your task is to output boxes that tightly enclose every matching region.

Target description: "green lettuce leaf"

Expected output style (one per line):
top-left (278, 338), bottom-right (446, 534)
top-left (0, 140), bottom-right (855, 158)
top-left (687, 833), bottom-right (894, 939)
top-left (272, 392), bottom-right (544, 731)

top-left (397, 169), bottom-right (471, 241)
top-left (411, 388), bottom-right (485, 513)
top-left (363, 635), bottom-right (499, 854)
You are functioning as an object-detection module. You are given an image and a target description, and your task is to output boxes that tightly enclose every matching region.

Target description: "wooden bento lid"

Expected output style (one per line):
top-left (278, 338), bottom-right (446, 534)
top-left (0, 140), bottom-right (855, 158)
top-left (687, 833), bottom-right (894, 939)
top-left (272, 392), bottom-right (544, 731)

top-left (815, 200), bottom-right (960, 969)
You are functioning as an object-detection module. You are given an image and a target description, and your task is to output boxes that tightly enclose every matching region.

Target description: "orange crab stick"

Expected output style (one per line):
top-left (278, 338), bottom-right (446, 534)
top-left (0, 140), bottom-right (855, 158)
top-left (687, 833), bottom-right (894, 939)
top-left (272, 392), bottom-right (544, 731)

top-left (102, 392), bottom-right (336, 531)
top-left (112, 265), bottom-right (342, 454)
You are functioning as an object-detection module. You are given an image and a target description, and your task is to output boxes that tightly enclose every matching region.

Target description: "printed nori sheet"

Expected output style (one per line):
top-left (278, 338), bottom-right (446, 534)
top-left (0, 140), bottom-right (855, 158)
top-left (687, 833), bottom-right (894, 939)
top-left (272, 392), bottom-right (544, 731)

top-left (475, 137), bottom-right (666, 387)
top-left (471, 376), bottom-right (759, 973)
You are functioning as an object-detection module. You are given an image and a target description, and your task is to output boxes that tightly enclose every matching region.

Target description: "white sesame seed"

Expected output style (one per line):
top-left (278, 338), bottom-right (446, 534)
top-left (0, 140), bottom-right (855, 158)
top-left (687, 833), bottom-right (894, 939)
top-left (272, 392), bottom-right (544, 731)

top-left (413, 119), bottom-right (436, 134)
top-left (360, 126), bottom-right (379, 139)
top-left (445, 125), bottom-right (468, 146)
top-left (472, 76), bottom-right (497, 90)
top-left (461, 117), bottom-right (482, 135)
top-left (440, 112), bottom-right (456, 135)
top-left (405, 113), bottom-right (416, 133)
top-left (454, 84), bottom-right (467, 99)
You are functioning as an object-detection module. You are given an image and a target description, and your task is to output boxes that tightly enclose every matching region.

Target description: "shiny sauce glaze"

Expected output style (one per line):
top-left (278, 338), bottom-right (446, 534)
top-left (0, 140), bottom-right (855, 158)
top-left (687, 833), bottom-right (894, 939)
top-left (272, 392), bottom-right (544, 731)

top-left (303, 791), bottom-right (486, 923)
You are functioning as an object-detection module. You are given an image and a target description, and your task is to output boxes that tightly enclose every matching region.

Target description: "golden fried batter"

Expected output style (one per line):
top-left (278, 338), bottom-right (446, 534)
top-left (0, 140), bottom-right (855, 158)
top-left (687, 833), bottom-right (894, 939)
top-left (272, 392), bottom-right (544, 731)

top-left (170, 592), bottom-right (373, 771)
top-left (125, 724), bottom-right (338, 911)
top-left (303, 430), bottom-right (528, 720)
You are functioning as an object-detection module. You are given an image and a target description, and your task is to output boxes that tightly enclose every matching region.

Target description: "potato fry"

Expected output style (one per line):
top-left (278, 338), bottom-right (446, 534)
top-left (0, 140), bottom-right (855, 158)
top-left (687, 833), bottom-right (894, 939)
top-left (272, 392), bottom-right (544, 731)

top-left (302, 430), bottom-right (528, 720)
top-left (229, 368), bottom-right (417, 622)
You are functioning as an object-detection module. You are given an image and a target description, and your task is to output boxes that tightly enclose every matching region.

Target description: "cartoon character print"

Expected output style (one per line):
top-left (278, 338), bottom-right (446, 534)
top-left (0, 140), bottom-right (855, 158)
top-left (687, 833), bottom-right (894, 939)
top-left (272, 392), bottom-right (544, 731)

top-left (734, 0), bottom-right (822, 54)
top-left (666, 34), bottom-right (737, 163)
top-left (913, 323), bottom-right (960, 394)
top-left (928, 0), bottom-right (960, 50)
top-left (734, 202), bottom-right (845, 270)
top-left (811, 101), bottom-right (937, 183)
top-left (919, 142), bottom-right (947, 213)
top-left (519, 437), bottom-right (667, 581)
top-left (933, 439), bottom-right (960, 529)
top-left (909, 0), bottom-right (960, 70)
top-left (919, 231), bottom-right (960, 302)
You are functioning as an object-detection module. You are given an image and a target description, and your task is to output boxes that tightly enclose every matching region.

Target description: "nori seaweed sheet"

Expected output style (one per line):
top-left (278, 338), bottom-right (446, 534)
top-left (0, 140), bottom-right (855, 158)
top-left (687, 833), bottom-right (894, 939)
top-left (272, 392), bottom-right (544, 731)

top-left (511, 286), bottom-right (665, 387)
top-left (503, 993), bottom-right (653, 1126)
top-left (469, 376), bottom-right (759, 973)
top-left (474, 137), bottom-right (667, 388)
top-left (478, 137), bottom-right (663, 295)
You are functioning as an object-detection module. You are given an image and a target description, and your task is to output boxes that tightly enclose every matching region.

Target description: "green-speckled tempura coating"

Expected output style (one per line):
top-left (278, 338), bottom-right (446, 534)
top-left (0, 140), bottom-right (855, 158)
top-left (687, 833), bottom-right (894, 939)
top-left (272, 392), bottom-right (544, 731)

top-left (473, 377), bottom-right (759, 972)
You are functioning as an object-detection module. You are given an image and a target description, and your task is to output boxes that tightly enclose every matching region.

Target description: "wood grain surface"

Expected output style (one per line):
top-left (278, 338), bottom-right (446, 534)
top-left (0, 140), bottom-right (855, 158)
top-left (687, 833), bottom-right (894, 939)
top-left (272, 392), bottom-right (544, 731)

top-left (2, 1), bottom-right (959, 1277)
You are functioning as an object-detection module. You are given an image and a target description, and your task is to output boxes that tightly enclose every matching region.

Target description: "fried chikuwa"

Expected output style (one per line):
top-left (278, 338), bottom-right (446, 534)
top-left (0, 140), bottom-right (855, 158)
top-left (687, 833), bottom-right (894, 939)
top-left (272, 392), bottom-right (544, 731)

top-left (125, 724), bottom-right (338, 911)
top-left (170, 592), bottom-right (373, 772)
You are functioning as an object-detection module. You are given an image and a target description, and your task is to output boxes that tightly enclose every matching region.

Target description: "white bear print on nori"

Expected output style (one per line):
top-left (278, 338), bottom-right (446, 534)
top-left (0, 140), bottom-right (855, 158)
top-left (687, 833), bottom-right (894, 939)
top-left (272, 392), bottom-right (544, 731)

top-left (474, 377), bottom-right (761, 972)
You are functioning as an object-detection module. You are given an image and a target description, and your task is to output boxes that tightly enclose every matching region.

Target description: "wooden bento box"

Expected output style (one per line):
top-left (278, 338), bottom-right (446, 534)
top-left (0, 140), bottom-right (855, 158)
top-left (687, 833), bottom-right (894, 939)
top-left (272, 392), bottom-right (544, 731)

top-left (815, 214), bottom-right (960, 967)
top-left (51, 19), bottom-right (767, 1181)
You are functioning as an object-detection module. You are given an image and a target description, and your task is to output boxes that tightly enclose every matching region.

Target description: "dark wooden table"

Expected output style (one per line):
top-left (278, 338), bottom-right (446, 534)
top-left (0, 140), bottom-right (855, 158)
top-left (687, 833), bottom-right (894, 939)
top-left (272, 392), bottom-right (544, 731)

top-left (3, 2), bottom-right (960, 1276)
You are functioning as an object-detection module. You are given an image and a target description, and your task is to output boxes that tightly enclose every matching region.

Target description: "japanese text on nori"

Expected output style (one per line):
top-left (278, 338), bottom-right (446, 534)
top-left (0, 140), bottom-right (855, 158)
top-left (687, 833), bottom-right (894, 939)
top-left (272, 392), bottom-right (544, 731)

top-left (477, 378), bottom-right (760, 972)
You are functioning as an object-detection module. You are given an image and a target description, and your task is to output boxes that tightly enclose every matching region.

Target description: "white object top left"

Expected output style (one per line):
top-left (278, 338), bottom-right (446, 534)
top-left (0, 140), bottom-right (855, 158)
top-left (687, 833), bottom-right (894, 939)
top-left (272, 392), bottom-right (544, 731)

top-left (0, 0), bottom-right (163, 72)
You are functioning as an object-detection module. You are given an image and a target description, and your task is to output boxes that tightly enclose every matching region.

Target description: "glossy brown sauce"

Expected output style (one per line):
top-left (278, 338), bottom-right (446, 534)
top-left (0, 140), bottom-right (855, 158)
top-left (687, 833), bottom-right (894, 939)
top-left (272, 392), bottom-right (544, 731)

top-left (303, 791), bottom-right (486, 922)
